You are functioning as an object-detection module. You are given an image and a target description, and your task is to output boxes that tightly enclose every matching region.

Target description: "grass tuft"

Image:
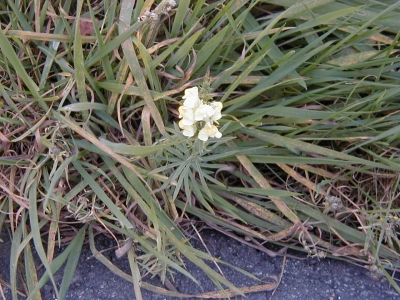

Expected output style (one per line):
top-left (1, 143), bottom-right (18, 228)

top-left (1, 0), bottom-right (400, 298)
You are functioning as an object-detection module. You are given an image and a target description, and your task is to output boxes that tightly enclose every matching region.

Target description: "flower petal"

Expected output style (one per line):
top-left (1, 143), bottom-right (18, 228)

top-left (213, 130), bottom-right (222, 138)
top-left (178, 106), bottom-right (195, 125)
top-left (179, 120), bottom-right (196, 137)
top-left (198, 127), bottom-right (209, 141)
top-left (194, 104), bottom-right (215, 121)
top-left (198, 124), bottom-right (222, 141)
top-left (210, 101), bottom-right (223, 121)
top-left (182, 87), bottom-right (201, 109)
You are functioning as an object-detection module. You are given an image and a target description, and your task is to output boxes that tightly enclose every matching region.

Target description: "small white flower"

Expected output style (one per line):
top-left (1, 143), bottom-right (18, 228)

top-left (210, 102), bottom-right (223, 122)
top-left (178, 106), bottom-right (195, 126)
top-left (182, 87), bottom-right (201, 109)
top-left (198, 124), bottom-right (222, 141)
top-left (194, 104), bottom-right (215, 122)
top-left (179, 120), bottom-right (197, 137)
top-left (179, 87), bottom-right (201, 128)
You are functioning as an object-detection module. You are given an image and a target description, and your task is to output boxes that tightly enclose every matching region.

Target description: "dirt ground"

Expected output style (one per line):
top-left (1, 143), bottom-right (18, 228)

top-left (1, 229), bottom-right (399, 300)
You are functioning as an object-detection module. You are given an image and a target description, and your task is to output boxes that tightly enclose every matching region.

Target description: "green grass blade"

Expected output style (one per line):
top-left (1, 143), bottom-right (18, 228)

top-left (0, 26), bottom-right (46, 110)
top-left (59, 225), bottom-right (87, 299)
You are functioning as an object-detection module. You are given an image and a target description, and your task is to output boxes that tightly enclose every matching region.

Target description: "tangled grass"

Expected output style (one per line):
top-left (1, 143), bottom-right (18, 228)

top-left (0, 0), bottom-right (400, 298)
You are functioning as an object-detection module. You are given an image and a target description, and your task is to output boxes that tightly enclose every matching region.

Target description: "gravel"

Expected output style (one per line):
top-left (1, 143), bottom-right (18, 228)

top-left (1, 229), bottom-right (399, 300)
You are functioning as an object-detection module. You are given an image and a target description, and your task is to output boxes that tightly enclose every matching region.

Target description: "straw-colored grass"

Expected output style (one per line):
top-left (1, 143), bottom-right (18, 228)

top-left (1, 0), bottom-right (399, 299)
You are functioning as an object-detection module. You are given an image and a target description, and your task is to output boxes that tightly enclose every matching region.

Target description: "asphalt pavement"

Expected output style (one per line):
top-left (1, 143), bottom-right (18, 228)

top-left (1, 229), bottom-right (399, 300)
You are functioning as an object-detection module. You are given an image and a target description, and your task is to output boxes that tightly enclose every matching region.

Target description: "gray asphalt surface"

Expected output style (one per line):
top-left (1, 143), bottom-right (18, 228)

top-left (1, 229), bottom-right (399, 300)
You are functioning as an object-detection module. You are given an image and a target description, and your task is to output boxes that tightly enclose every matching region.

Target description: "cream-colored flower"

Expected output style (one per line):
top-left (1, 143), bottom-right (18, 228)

top-left (182, 87), bottom-right (201, 109)
top-left (178, 87), bottom-right (224, 141)
top-left (179, 120), bottom-right (197, 137)
top-left (194, 104), bottom-right (215, 122)
top-left (210, 102), bottom-right (223, 122)
top-left (179, 87), bottom-right (202, 126)
top-left (178, 106), bottom-right (195, 126)
top-left (198, 124), bottom-right (222, 141)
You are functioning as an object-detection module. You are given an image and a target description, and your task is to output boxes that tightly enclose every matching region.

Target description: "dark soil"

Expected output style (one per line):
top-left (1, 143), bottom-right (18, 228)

top-left (1, 229), bottom-right (399, 300)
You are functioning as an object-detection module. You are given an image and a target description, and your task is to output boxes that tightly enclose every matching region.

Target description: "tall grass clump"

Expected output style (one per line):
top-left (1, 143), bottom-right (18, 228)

top-left (1, 0), bottom-right (400, 298)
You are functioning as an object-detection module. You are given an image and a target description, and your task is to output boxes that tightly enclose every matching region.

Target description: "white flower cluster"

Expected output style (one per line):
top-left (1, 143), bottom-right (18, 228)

top-left (178, 87), bottom-right (223, 141)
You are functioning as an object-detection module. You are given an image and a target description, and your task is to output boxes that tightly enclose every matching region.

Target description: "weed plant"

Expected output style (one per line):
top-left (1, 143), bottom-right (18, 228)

top-left (1, 0), bottom-right (400, 298)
